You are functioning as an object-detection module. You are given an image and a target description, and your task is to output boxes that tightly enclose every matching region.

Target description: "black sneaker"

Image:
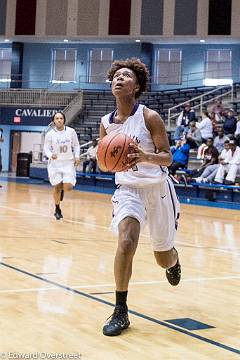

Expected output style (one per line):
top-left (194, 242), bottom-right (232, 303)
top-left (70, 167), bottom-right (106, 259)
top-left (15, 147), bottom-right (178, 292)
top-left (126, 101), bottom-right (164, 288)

top-left (103, 305), bottom-right (130, 336)
top-left (54, 208), bottom-right (63, 220)
top-left (60, 190), bottom-right (64, 201)
top-left (166, 258), bottom-right (181, 286)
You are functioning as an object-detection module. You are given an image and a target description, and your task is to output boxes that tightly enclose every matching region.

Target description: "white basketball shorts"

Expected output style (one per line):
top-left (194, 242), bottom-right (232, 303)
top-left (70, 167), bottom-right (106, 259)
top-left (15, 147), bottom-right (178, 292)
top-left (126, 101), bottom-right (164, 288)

top-left (48, 159), bottom-right (76, 186)
top-left (111, 178), bottom-right (180, 251)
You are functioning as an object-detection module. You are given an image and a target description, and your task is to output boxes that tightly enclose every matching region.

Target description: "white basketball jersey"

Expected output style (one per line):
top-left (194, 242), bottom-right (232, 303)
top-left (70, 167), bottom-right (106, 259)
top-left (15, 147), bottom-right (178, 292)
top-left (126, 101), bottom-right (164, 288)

top-left (44, 126), bottom-right (80, 161)
top-left (101, 104), bottom-right (168, 187)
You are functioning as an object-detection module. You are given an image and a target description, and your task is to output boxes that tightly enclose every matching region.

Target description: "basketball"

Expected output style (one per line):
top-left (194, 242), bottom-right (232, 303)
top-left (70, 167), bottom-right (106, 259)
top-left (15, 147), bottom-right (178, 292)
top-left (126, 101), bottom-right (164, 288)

top-left (97, 132), bottom-right (136, 172)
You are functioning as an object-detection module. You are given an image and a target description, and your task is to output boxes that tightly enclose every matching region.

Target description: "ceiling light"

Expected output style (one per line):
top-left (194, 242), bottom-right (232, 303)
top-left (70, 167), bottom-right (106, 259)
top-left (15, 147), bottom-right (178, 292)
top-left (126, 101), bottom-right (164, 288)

top-left (135, 39), bottom-right (141, 43)
top-left (200, 39), bottom-right (205, 43)
top-left (4, 39), bottom-right (10, 42)
top-left (63, 39), bottom-right (69, 42)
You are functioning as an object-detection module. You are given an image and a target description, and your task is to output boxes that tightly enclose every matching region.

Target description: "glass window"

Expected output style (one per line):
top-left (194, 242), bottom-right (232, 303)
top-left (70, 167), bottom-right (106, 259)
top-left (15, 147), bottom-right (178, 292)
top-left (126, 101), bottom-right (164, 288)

top-left (205, 49), bottom-right (232, 79)
top-left (89, 48), bottom-right (113, 83)
top-left (51, 49), bottom-right (77, 83)
top-left (0, 48), bottom-right (12, 82)
top-left (154, 49), bottom-right (182, 84)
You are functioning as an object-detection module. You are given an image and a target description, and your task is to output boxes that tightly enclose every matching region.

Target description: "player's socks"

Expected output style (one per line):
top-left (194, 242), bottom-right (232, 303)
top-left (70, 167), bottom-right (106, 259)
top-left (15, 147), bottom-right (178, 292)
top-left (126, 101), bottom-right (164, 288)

top-left (166, 249), bottom-right (181, 286)
top-left (103, 291), bottom-right (129, 336)
top-left (116, 290), bottom-right (128, 306)
top-left (54, 205), bottom-right (63, 220)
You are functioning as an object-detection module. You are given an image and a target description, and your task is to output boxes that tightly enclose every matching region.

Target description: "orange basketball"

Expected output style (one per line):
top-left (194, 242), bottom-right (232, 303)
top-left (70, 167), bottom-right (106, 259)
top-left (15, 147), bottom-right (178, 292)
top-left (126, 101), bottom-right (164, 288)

top-left (97, 132), bottom-right (136, 173)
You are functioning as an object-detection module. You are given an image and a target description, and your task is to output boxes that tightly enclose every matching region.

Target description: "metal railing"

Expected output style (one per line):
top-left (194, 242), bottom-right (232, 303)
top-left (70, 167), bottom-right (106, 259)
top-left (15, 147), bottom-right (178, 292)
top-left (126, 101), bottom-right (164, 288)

top-left (79, 139), bottom-right (100, 159)
top-left (64, 91), bottom-right (83, 125)
top-left (167, 85), bottom-right (234, 130)
top-left (0, 88), bottom-right (80, 106)
top-left (77, 68), bottom-right (236, 88)
top-left (1, 69), bottom-right (238, 90)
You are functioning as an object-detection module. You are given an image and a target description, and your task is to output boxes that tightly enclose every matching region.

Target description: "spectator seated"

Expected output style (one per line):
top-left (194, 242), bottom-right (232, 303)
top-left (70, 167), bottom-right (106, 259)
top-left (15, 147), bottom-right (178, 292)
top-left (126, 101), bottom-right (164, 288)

top-left (82, 139), bottom-right (98, 173)
top-left (223, 110), bottom-right (237, 136)
top-left (190, 138), bottom-right (219, 179)
top-left (214, 139), bottom-right (240, 185)
top-left (169, 138), bottom-right (190, 176)
top-left (174, 102), bottom-right (196, 140)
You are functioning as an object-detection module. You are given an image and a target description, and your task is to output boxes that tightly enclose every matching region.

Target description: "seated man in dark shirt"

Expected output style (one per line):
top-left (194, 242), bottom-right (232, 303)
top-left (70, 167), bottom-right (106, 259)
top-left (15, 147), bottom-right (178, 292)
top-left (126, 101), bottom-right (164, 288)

top-left (174, 103), bottom-right (196, 141)
top-left (223, 110), bottom-right (237, 136)
top-left (191, 137), bottom-right (219, 178)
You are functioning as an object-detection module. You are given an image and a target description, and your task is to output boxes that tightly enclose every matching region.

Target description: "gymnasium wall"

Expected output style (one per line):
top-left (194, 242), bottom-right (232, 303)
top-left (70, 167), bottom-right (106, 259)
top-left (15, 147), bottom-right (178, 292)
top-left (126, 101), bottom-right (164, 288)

top-left (0, 0), bottom-right (240, 91)
top-left (0, 125), bottom-right (45, 172)
top-left (21, 42), bottom-right (142, 89)
top-left (18, 42), bottom-right (240, 91)
top-left (1, 41), bottom-right (240, 90)
top-left (1, 0), bottom-right (240, 39)
top-left (1, 0), bottom-right (240, 171)
top-left (0, 0), bottom-right (7, 35)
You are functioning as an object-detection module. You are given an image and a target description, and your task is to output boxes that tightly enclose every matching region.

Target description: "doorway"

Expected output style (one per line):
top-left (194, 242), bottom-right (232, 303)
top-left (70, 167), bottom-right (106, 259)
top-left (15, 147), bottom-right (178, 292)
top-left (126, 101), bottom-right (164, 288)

top-left (10, 131), bottom-right (42, 172)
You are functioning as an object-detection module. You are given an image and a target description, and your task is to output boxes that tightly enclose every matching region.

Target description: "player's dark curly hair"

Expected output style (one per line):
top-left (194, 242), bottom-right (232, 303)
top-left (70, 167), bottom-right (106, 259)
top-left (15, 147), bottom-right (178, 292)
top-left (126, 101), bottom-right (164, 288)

top-left (108, 58), bottom-right (149, 98)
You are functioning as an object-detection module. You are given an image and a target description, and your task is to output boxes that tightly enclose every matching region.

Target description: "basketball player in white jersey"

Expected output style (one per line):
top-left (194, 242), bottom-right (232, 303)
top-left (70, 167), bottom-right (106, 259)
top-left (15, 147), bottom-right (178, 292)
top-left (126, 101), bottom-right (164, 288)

top-left (44, 112), bottom-right (80, 220)
top-left (99, 58), bottom-right (181, 336)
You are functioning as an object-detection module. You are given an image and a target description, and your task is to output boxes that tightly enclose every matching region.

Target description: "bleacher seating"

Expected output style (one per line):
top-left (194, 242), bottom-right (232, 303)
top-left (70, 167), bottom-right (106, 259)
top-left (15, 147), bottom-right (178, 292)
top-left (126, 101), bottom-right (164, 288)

top-left (71, 83), bottom-right (240, 145)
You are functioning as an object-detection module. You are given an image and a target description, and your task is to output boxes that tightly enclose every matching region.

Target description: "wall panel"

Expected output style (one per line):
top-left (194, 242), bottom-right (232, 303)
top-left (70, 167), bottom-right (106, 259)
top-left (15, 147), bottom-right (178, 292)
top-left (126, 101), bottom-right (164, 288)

top-left (141, 0), bottom-right (163, 35)
top-left (15, 0), bottom-right (36, 35)
top-left (0, 0), bottom-right (7, 34)
top-left (46, 0), bottom-right (68, 35)
top-left (208, 0), bottom-right (232, 35)
top-left (174, 0), bottom-right (197, 35)
top-left (77, 0), bottom-right (99, 35)
top-left (108, 0), bottom-right (131, 35)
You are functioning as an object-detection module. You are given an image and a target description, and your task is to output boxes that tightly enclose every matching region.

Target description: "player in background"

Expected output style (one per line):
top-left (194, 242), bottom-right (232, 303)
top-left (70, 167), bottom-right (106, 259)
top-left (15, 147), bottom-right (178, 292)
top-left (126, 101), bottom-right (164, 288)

top-left (44, 112), bottom-right (80, 220)
top-left (99, 58), bottom-right (181, 336)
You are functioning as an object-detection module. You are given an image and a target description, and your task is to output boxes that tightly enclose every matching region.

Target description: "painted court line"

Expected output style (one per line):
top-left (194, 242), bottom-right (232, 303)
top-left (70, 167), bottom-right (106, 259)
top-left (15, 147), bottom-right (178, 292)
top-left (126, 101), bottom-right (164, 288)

top-left (0, 261), bottom-right (239, 356)
top-left (0, 205), bottom-right (238, 253)
top-left (0, 275), bottom-right (239, 295)
top-left (0, 205), bottom-right (108, 230)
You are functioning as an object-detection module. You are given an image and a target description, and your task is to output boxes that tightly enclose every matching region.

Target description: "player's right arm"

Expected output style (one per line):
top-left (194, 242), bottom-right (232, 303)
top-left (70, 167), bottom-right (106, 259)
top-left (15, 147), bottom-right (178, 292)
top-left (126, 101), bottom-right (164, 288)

top-left (44, 132), bottom-right (56, 159)
top-left (99, 122), bottom-right (107, 140)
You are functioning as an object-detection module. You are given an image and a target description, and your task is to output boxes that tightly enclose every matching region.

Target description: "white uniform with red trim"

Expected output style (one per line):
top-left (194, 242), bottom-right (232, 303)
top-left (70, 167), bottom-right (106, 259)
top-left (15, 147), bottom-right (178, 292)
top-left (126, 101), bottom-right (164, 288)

top-left (101, 104), bottom-right (180, 251)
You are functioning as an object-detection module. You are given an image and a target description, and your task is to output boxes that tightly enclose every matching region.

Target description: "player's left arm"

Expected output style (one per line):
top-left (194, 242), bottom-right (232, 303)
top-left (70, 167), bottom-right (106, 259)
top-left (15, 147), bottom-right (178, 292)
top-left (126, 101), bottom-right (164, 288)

top-left (72, 130), bottom-right (80, 166)
top-left (127, 108), bottom-right (172, 167)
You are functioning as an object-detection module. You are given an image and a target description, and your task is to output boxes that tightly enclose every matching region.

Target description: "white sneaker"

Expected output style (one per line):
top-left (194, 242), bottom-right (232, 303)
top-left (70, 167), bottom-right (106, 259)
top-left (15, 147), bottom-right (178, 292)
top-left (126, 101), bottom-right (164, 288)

top-left (195, 177), bottom-right (203, 183)
top-left (202, 178), bottom-right (208, 183)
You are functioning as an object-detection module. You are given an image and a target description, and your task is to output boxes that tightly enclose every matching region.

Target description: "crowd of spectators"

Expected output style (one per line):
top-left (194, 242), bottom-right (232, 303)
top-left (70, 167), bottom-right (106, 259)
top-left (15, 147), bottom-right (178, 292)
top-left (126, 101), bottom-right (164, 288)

top-left (171, 100), bottom-right (240, 186)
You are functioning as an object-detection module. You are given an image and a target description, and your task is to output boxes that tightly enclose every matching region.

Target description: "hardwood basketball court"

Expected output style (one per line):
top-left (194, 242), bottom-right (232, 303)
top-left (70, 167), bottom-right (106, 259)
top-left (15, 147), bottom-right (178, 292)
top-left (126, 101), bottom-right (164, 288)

top-left (0, 180), bottom-right (239, 359)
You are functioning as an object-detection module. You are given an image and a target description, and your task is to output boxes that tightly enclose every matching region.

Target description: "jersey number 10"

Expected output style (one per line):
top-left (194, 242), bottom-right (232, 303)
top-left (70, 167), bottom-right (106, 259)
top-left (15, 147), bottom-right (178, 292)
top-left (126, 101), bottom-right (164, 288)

top-left (60, 145), bottom-right (68, 153)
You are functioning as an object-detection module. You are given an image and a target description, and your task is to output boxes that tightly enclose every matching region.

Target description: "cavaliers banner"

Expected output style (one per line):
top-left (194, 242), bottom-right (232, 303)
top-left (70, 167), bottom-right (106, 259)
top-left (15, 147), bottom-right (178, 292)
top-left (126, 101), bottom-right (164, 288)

top-left (0, 107), bottom-right (65, 126)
